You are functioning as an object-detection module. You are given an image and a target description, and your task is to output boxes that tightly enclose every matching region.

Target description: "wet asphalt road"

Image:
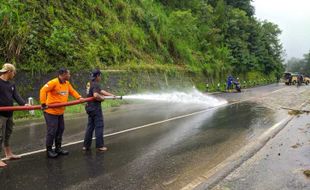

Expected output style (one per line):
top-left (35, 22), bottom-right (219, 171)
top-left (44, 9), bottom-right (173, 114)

top-left (213, 108), bottom-right (310, 190)
top-left (0, 84), bottom-right (290, 190)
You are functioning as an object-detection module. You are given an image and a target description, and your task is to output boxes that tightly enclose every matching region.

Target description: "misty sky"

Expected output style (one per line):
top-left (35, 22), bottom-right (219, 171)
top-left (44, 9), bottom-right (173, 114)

top-left (252, 0), bottom-right (310, 60)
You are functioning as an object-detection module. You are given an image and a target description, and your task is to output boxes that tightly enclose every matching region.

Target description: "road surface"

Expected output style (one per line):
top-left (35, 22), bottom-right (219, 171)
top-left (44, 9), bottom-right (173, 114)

top-left (0, 84), bottom-right (309, 190)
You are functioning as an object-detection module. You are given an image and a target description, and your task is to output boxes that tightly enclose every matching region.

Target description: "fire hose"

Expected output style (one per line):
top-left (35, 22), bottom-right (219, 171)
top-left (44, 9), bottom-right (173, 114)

top-left (0, 96), bottom-right (123, 112)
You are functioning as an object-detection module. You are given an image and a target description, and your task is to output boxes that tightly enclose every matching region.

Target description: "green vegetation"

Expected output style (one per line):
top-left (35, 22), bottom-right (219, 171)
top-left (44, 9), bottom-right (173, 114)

top-left (286, 50), bottom-right (310, 76)
top-left (0, 0), bottom-right (284, 80)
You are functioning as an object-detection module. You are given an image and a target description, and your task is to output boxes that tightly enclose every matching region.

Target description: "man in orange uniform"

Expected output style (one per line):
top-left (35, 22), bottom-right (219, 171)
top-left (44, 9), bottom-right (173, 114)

top-left (40, 68), bottom-right (84, 158)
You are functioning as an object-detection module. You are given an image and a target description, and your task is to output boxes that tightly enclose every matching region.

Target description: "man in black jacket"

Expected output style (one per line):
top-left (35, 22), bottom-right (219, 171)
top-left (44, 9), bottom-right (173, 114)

top-left (0, 63), bottom-right (28, 168)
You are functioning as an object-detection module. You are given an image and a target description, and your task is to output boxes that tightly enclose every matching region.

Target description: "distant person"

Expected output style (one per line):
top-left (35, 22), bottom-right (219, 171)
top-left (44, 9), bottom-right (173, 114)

top-left (40, 68), bottom-right (84, 158)
top-left (297, 74), bottom-right (303, 87)
top-left (0, 63), bottom-right (28, 168)
top-left (226, 75), bottom-right (234, 91)
top-left (83, 69), bottom-right (115, 152)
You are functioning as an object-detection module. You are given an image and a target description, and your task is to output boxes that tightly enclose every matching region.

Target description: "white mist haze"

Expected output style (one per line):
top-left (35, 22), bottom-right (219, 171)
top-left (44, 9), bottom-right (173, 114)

top-left (252, 0), bottom-right (310, 60)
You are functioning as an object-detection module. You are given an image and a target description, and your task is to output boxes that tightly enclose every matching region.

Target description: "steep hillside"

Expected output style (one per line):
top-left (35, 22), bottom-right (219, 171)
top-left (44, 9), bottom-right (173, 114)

top-left (0, 0), bottom-right (284, 79)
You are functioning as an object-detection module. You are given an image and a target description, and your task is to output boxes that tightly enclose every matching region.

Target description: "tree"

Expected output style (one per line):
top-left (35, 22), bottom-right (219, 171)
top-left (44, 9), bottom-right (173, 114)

top-left (260, 21), bottom-right (284, 74)
top-left (208, 0), bottom-right (254, 16)
top-left (286, 51), bottom-right (310, 76)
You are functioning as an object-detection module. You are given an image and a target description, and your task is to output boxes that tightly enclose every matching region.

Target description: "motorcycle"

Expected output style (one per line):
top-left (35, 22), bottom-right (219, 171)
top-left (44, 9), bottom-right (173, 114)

top-left (233, 80), bottom-right (241, 92)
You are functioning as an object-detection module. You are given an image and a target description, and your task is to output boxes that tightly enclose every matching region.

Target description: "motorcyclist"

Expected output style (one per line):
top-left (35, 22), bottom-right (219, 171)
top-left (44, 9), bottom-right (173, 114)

top-left (226, 75), bottom-right (234, 91)
top-left (233, 78), bottom-right (241, 92)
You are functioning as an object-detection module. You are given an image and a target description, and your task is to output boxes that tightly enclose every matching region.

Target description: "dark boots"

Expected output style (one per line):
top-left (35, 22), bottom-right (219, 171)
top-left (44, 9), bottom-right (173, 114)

top-left (46, 145), bottom-right (68, 158)
top-left (55, 144), bottom-right (69, 156)
top-left (46, 146), bottom-right (58, 158)
top-left (46, 138), bottom-right (69, 158)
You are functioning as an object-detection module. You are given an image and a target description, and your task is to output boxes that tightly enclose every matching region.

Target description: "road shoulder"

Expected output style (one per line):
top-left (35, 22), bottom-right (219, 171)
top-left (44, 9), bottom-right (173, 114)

top-left (212, 104), bottom-right (310, 190)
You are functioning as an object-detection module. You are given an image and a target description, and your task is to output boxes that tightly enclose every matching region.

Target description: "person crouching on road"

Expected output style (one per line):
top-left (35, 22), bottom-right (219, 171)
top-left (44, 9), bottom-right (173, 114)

top-left (83, 69), bottom-right (115, 152)
top-left (0, 63), bottom-right (29, 168)
top-left (40, 68), bottom-right (84, 158)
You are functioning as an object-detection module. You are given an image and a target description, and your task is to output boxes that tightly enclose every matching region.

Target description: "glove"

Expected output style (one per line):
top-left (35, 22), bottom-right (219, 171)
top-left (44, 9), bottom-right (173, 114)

top-left (41, 104), bottom-right (48, 110)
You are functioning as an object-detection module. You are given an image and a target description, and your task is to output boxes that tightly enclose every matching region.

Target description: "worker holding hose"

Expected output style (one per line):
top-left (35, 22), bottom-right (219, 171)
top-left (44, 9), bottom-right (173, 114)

top-left (40, 68), bottom-right (84, 158)
top-left (83, 69), bottom-right (115, 152)
top-left (0, 63), bottom-right (28, 168)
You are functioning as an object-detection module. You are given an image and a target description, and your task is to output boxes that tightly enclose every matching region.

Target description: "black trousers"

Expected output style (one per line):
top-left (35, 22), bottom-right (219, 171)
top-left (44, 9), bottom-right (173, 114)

top-left (83, 108), bottom-right (104, 148)
top-left (44, 112), bottom-right (65, 148)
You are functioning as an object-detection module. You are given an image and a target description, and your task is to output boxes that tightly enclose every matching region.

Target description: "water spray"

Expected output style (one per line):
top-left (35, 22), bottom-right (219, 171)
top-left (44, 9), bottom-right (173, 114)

top-left (104, 96), bottom-right (123, 100)
top-left (122, 89), bottom-right (227, 107)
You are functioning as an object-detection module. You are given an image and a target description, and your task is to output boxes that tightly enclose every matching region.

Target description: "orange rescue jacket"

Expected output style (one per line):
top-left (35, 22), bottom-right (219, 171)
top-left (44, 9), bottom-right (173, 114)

top-left (40, 78), bottom-right (81, 115)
